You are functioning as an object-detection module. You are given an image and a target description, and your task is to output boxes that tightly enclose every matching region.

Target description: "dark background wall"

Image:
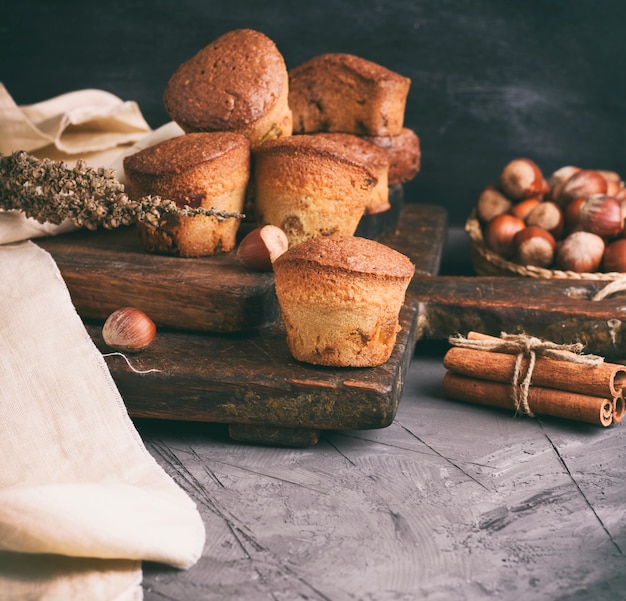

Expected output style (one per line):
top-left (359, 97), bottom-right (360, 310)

top-left (2, 0), bottom-right (625, 226)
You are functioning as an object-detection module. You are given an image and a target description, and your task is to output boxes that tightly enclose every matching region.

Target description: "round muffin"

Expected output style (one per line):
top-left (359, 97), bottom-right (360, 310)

top-left (123, 132), bottom-right (250, 257)
top-left (163, 29), bottom-right (292, 147)
top-left (252, 135), bottom-right (377, 246)
top-left (273, 235), bottom-right (415, 367)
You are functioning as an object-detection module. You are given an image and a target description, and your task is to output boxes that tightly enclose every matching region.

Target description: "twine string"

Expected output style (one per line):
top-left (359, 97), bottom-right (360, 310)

top-left (102, 352), bottom-right (162, 374)
top-left (592, 275), bottom-right (626, 301)
top-left (448, 333), bottom-right (604, 417)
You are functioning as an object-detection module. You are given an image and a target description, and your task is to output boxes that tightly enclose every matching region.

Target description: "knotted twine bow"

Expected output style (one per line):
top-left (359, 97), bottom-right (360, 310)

top-left (448, 333), bottom-right (605, 417)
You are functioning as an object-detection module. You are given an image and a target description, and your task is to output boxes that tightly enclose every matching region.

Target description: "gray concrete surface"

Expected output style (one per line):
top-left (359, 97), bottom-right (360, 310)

top-left (138, 342), bottom-right (626, 600)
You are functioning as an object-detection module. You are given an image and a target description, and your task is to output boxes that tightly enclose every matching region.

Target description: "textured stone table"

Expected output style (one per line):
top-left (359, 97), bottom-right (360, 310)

top-left (136, 231), bottom-right (626, 600)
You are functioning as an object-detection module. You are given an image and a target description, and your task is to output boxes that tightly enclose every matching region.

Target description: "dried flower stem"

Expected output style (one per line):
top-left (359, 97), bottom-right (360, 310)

top-left (0, 151), bottom-right (244, 231)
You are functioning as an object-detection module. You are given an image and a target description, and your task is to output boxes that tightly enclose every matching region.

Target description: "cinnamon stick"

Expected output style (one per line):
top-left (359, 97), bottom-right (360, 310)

top-left (613, 396), bottom-right (625, 424)
top-left (442, 371), bottom-right (614, 427)
top-left (444, 334), bottom-right (626, 399)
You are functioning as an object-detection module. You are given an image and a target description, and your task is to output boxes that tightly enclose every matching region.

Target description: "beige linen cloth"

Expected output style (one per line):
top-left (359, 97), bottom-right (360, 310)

top-left (0, 84), bottom-right (201, 600)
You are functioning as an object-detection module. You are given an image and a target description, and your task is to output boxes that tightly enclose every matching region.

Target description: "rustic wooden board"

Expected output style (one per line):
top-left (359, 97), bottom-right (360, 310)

top-left (36, 198), bottom-right (626, 445)
top-left (37, 202), bottom-right (448, 446)
top-left (412, 275), bottom-right (626, 360)
top-left (86, 303), bottom-right (420, 446)
top-left (38, 226), bottom-right (280, 333)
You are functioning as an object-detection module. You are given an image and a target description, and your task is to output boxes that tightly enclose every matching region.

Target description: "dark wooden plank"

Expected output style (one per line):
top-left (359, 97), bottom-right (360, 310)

top-left (380, 201), bottom-right (447, 277)
top-left (87, 302), bottom-right (420, 443)
top-left (35, 223), bottom-right (279, 333)
top-left (413, 275), bottom-right (626, 359)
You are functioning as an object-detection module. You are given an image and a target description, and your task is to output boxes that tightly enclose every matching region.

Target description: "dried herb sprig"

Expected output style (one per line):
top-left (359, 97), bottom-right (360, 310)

top-left (0, 151), bottom-right (244, 230)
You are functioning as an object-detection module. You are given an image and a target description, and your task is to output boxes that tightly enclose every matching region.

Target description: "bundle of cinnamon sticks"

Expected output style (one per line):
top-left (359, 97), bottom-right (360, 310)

top-left (441, 332), bottom-right (626, 427)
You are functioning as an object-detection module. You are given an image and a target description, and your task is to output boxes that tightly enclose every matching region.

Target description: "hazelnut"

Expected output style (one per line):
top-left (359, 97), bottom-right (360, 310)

top-left (557, 169), bottom-right (608, 207)
top-left (619, 199), bottom-right (626, 232)
top-left (602, 239), bottom-right (626, 272)
top-left (577, 194), bottom-right (624, 239)
top-left (513, 226), bottom-right (556, 267)
top-left (555, 231), bottom-right (605, 273)
top-left (564, 197), bottom-right (586, 233)
top-left (236, 224), bottom-right (289, 271)
top-left (476, 184), bottom-right (513, 223)
top-left (102, 307), bottom-right (156, 353)
top-left (525, 201), bottom-right (564, 239)
top-left (498, 158), bottom-right (545, 200)
top-left (598, 170), bottom-right (623, 197)
top-left (510, 197), bottom-right (541, 221)
top-left (614, 187), bottom-right (626, 202)
top-left (484, 214), bottom-right (526, 258)
top-left (606, 181), bottom-right (626, 196)
top-left (547, 165), bottom-right (581, 202)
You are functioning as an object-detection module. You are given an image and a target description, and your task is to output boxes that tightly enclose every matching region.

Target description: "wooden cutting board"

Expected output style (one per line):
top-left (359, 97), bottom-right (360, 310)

top-left (412, 275), bottom-right (626, 360)
top-left (39, 202), bottom-right (448, 446)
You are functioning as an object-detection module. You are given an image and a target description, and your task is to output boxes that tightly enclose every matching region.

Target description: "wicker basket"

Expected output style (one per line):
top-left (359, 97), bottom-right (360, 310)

top-left (466, 212), bottom-right (625, 281)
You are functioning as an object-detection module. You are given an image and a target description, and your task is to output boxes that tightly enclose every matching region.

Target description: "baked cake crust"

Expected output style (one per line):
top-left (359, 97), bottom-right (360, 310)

top-left (163, 29), bottom-right (292, 146)
top-left (315, 132), bottom-right (390, 214)
top-left (252, 135), bottom-right (378, 246)
top-left (274, 233), bottom-right (415, 279)
top-left (273, 235), bottom-right (415, 367)
top-left (363, 128), bottom-right (421, 186)
top-left (289, 53), bottom-right (411, 137)
top-left (123, 132), bottom-right (250, 257)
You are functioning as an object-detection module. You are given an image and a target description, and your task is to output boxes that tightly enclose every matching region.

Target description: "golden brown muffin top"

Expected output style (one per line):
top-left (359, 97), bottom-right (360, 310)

top-left (163, 29), bottom-right (288, 131)
top-left (315, 133), bottom-right (390, 171)
top-left (253, 134), bottom-right (376, 173)
top-left (289, 52), bottom-right (411, 88)
top-left (123, 132), bottom-right (249, 176)
top-left (274, 235), bottom-right (415, 279)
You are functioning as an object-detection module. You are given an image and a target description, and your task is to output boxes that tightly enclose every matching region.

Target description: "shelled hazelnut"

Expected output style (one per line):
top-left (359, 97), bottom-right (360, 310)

top-left (102, 307), bottom-right (156, 352)
top-left (510, 197), bottom-right (541, 221)
top-left (476, 185), bottom-right (512, 223)
top-left (577, 194), bottom-right (624, 239)
top-left (564, 197), bottom-right (586, 232)
top-left (236, 225), bottom-right (289, 271)
top-left (547, 165), bottom-right (580, 202)
top-left (598, 170), bottom-right (623, 197)
top-left (525, 201), bottom-right (564, 239)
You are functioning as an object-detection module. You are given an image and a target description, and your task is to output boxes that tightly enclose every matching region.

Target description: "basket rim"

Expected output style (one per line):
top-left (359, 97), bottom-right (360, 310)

top-left (466, 212), bottom-right (626, 281)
